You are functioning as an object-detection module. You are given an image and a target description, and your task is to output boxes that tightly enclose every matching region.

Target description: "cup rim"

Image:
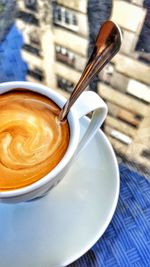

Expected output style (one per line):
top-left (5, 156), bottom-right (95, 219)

top-left (0, 81), bottom-right (80, 198)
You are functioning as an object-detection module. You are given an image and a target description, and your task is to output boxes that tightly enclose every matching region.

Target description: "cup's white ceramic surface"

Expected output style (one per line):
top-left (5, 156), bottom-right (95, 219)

top-left (0, 81), bottom-right (107, 203)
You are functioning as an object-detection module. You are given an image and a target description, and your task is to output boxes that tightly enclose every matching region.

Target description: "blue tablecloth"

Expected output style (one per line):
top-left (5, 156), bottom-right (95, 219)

top-left (69, 164), bottom-right (150, 267)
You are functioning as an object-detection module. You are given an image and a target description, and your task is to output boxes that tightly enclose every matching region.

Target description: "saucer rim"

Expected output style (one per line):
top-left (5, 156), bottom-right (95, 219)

top-left (57, 116), bottom-right (120, 266)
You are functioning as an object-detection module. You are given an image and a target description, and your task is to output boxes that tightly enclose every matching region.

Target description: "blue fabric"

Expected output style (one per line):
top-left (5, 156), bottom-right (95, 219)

top-left (0, 24), bottom-right (27, 82)
top-left (69, 165), bottom-right (150, 267)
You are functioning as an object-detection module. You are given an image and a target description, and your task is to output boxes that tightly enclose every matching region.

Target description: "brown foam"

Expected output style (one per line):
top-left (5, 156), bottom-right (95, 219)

top-left (0, 89), bottom-right (69, 191)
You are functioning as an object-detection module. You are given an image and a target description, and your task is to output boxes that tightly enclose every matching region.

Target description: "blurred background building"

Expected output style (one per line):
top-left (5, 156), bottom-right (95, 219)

top-left (0, 0), bottom-right (150, 172)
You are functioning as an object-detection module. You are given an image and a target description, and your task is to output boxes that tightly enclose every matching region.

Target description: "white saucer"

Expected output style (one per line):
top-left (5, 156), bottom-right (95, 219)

top-left (0, 117), bottom-right (119, 267)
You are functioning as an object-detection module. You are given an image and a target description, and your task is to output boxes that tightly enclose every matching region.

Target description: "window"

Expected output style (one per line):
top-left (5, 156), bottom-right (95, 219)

top-left (52, 3), bottom-right (78, 32)
top-left (55, 45), bottom-right (75, 68)
top-left (141, 149), bottom-right (150, 159)
top-left (56, 75), bottom-right (74, 93)
top-left (29, 31), bottom-right (40, 47)
top-left (72, 14), bottom-right (77, 25)
top-left (25, 0), bottom-right (37, 12)
top-left (64, 10), bottom-right (70, 24)
top-left (27, 68), bottom-right (44, 81)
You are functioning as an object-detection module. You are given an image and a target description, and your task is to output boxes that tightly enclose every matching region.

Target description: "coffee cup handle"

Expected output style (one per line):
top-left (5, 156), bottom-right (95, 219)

top-left (73, 91), bottom-right (108, 154)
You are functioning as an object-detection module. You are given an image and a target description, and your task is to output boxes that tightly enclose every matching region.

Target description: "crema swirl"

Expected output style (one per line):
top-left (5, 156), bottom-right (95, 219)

top-left (0, 90), bottom-right (69, 191)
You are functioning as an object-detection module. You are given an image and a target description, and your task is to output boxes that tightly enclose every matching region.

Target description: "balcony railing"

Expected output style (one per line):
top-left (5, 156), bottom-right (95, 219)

top-left (27, 68), bottom-right (44, 81)
top-left (22, 44), bottom-right (41, 57)
top-left (17, 11), bottom-right (39, 26)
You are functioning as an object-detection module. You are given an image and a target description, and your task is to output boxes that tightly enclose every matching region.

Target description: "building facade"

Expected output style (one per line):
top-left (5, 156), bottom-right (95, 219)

top-left (16, 0), bottom-right (150, 171)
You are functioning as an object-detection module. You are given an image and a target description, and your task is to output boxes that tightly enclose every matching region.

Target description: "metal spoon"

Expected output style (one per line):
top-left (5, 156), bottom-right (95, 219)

top-left (59, 20), bottom-right (122, 121)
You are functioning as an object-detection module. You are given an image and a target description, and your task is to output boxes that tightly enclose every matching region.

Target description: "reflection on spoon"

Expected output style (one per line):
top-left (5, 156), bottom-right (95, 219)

top-left (59, 20), bottom-right (122, 121)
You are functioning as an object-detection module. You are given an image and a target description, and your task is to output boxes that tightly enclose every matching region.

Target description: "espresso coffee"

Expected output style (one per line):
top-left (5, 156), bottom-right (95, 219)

top-left (0, 89), bottom-right (70, 191)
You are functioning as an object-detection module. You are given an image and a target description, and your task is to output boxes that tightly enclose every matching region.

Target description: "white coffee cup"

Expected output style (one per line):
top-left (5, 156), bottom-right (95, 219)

top-left (0, 81), bottom-right (107, 203)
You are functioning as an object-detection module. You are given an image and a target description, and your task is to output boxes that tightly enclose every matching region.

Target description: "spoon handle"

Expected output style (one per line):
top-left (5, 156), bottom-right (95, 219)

top-left (59, 20), bottom-right (122, 121)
